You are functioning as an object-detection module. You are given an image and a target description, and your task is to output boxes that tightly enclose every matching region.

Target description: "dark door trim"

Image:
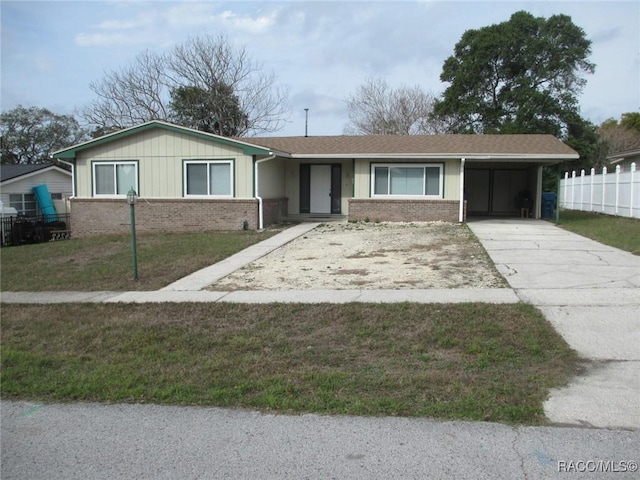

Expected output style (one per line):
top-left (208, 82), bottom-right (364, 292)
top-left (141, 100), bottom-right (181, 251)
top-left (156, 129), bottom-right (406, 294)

top-left (300, 163), bottom-right (342, 214)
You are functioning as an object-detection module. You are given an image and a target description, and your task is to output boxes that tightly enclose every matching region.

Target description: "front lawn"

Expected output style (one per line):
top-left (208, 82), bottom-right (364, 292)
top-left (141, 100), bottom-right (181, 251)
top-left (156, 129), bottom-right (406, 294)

top-left (0, 230), bottom-right (276, 291)
top-left (0, 302), bottom-right (579, 425)
top-left (557, 209), bottom-right (640, 255)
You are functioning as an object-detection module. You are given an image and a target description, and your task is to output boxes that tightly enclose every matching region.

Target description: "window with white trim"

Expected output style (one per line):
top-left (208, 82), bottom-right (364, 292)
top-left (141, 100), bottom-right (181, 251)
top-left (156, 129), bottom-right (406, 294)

top-left (93, 161), bottom-right (138, 197)
top-left (9, 193), bottom-right (37, 216)
top-left (184, 160), bottom-right (233, 197)
top-left (371, 164), bottom-right (443, 197)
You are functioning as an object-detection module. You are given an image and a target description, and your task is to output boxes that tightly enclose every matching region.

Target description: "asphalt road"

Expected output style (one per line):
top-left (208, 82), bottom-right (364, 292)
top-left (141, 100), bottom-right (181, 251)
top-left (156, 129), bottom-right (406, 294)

top-left (2, 401), bottom-right (638, 479)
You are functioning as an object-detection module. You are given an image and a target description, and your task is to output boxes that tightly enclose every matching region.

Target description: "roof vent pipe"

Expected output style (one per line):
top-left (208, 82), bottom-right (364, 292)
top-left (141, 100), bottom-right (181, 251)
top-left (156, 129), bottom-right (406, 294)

top-left (304, 108), bottom-right (309, 137)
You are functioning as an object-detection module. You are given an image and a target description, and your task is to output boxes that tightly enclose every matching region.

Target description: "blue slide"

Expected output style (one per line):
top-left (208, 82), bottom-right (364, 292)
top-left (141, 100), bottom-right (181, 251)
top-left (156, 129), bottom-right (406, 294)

top-left (33, 184), bottom-right (57, 221)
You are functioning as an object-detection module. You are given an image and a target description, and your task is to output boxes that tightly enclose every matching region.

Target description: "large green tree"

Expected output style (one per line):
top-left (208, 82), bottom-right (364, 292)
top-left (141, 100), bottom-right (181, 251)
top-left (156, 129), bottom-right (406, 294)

top-left (169, 84), bottom-right (247, 136)
top-left (433, 11), bottom-right (595, 137)
top-left (1, 106), bottom-right (88, 164)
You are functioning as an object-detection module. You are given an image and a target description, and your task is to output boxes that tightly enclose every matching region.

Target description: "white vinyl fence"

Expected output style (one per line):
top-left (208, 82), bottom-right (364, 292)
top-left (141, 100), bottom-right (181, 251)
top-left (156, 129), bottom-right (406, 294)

top-left (559, 163), bottom-right (639, 219)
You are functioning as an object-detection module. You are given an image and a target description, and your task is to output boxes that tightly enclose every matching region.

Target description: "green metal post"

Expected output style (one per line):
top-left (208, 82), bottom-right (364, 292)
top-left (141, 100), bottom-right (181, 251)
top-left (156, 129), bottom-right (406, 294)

top-left (129, 198), bottom-right (138, 280)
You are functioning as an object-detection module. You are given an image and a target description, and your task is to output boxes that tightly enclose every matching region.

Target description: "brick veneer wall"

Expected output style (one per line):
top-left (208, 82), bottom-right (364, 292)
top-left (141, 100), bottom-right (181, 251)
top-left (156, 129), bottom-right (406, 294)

top-left (261, 198), bottom-right (288, 228)
top-left (70, 198), bottom-right (260, 237)
top-left (348, 199), bottom-right (466, 223)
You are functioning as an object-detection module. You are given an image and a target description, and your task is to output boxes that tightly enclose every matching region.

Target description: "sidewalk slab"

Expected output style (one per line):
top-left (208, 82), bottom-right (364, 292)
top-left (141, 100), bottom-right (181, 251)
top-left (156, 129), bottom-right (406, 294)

top-left (544, 362), bottom-right (640, 429)
top-left (355, 288), bottom-right (519, 304)
top-left (105, 291), bottom-right (230, 303)
top-left (219, 289), bottom-right (519, 304)
top-left (539, 305), bottom-right (640, 360)
top-left (161, 223), bottom-right (320, 291)
top-left (221, 290), bottom-right (363, 304)
top-left (517, 288), bottom-right (640, 307)
top-left (0, 291), bottom-right (121, 304)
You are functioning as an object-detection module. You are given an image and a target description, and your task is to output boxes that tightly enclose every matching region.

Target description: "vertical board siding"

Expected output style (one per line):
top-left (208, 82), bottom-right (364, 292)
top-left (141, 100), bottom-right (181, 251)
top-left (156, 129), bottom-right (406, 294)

top-left (74, 130), bottom-right (254, 198)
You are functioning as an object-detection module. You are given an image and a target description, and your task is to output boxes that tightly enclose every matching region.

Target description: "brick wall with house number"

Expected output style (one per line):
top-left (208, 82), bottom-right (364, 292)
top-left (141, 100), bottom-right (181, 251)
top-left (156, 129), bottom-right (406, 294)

top-left (70, 198), bottom-right (261, 237)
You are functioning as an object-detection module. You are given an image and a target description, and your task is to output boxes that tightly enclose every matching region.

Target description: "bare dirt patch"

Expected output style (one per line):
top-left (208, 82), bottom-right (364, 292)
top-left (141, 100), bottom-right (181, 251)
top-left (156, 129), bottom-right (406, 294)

top-left (211, 222), bottom-right (506, 290)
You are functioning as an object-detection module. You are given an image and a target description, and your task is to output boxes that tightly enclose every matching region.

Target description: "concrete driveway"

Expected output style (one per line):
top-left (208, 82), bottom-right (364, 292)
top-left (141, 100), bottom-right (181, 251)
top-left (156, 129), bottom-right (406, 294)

top-left (468, 218), bottom-right (640, 430)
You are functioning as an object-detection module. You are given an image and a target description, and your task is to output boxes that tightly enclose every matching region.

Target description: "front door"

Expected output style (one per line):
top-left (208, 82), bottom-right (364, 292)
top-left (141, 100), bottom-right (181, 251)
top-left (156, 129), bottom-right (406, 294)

top-left (310, 165), bottom-right (332, 213)
top-left (300, 164), bottom-right (342, 214)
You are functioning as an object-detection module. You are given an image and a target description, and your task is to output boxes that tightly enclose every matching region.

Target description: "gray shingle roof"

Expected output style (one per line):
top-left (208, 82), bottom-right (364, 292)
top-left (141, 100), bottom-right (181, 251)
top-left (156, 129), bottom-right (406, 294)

top-left (241, 134), bottom-right (578, 158)
top-left (0, 163), bottom-right (55, 183)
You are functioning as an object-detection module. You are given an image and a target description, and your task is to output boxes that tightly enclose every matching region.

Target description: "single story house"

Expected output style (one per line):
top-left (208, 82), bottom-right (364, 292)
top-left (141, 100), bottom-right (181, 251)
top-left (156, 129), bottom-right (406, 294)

top-left (53, 120), bottom-right (578, 236)
top-left (0, 163), bottom-right (72, 216)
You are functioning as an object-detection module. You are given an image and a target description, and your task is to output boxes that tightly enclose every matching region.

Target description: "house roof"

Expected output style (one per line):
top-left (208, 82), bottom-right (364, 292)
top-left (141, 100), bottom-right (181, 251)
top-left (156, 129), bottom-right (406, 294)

top-left (52, 120), bottom-right (579, 162)
top-left (53, 120), bottom-right (272, 160)
top-left (241, 134), bottom-right (578, 160)
top-left (607, 148), bottom-right (640, 164)
top-left (1, 163), bottom-right (70, 183)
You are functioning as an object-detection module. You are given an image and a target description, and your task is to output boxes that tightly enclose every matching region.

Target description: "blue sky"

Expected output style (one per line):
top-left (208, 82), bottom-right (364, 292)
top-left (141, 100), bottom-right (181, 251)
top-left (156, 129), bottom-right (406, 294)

top-left (1, 0), bottom-right (638, 136)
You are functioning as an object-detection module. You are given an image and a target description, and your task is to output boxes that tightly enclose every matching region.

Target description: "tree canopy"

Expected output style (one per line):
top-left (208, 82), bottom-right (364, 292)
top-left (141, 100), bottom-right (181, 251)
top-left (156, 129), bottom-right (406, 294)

top-left (433, 11), bottom-right (595, 137)
top-left (169, 84), bottom-right (247, 136)
top-left (597, 113), bottom-right (640, 158)
top-left (344, 78), bottom-right (446, 135)
top-left (0, 106), bottom-right (88, 164)
top-left (82, 35), bottom-right (289, 136)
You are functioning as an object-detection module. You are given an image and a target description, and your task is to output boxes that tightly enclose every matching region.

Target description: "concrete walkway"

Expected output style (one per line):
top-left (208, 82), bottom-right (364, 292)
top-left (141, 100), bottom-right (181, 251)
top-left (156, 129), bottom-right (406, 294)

top-left (467, 218), bottom-right (640, 430)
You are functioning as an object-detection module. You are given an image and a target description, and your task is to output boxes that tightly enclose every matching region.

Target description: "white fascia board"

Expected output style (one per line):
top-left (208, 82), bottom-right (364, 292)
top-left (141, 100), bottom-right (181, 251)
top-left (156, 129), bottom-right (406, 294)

top-left (1, 166), bottom-right (72, 186)
top-left (288, 153), bottom-right (578, 161)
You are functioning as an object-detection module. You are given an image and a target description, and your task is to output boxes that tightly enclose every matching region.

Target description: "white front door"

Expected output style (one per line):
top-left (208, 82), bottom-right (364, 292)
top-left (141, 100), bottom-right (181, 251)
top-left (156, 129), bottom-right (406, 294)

top-left (309, 165), bottom-right (331, 213)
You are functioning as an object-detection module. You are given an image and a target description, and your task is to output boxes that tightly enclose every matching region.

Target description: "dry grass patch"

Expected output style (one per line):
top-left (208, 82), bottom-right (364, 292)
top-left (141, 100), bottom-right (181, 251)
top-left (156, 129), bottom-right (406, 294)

top-left (1, 302), bottom-right (579, 425)
top-left (1, 230), bottom-right (276, 291)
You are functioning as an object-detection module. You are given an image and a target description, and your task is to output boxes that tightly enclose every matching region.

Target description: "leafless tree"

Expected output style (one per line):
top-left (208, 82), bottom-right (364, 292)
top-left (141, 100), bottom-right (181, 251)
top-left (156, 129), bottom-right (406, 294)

top-left (81, 35), bottom-right (289, 136)
top-left (83, 51), bottom-right (170, 130)
top-left (598, 123), bottom-right (640, 156)
top-left (344, 78), bottom-right (447, 135)
top-left (168, 35), bottom-right (289, 136)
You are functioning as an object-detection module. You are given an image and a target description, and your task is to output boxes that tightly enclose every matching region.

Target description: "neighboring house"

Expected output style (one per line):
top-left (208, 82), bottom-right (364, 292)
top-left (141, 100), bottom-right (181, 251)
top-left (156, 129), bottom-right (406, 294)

top-left (53, 121), bottom-right (578, 236)
top-left (607, 149), bottom-right (639, 172)
top-left (0, 163), bottom-right (72, 216)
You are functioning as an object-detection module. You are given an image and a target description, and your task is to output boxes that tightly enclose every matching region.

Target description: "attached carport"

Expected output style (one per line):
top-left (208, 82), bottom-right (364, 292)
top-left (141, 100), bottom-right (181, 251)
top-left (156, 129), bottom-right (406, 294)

top-left (464, 157), bottom-right (574, 219)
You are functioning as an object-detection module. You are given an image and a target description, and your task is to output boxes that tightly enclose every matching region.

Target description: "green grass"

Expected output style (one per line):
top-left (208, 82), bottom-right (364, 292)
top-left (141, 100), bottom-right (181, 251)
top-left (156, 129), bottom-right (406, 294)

top-left (0, 230), bottom-right (276, 291)
top-left (556, 209), bottom-right (640, 255)
top-left (0, 302), bottom-right (580, 425)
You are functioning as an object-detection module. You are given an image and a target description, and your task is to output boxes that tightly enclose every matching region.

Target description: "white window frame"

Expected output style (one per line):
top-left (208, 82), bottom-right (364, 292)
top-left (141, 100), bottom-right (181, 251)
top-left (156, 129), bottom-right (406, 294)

top-left (92, 161), bottom-right (139, 198)
top-left (183, 160), bottom-right (234, 198)
top-left (371, 163), bottom-right (444, 198)
top-left (9, 193), bottom-right (38, 216)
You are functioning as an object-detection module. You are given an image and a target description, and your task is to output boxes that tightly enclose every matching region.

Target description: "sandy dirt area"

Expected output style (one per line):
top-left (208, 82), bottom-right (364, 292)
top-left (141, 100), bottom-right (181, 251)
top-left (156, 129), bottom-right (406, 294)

top-left (211, 222), bottom-right (505, 291)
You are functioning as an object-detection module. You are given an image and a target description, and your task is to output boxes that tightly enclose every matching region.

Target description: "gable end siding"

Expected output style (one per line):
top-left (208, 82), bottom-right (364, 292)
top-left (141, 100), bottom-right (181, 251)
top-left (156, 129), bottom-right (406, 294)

top-left (74, 129), bottom-right (254, 198)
